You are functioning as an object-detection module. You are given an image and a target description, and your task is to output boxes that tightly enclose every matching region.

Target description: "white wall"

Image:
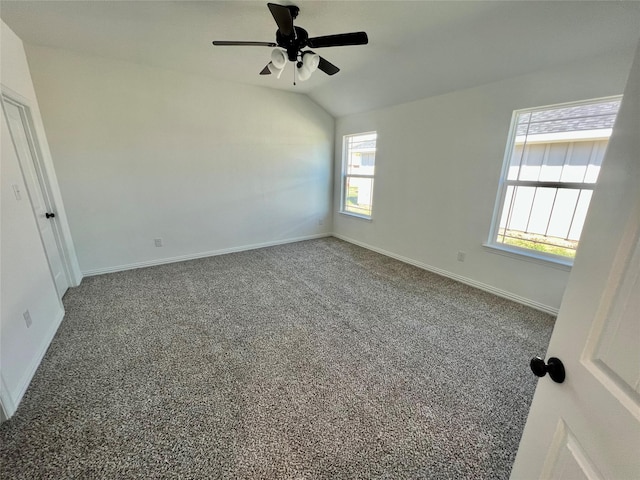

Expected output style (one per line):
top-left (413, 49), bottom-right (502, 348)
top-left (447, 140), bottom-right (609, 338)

top-left (25, 45), bottom-right (334, 275)
top-left (0, 21), bottom-right (70, 417)
top-left (333, 50), bottom-right (636, 313)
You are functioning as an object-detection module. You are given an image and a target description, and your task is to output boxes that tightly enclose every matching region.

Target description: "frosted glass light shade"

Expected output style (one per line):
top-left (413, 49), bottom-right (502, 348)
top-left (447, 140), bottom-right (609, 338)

top-left (271, 49), bottom-right (287, 69)
top-left (302, 53), bottom-right (320, 72)
top-left (297, 65), bottom-right (312, 81)
top-left (267, 61), bottom-right (284, 78)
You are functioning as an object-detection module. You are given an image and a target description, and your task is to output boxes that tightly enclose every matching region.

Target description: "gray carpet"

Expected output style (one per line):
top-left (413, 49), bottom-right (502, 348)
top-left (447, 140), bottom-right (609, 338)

top-left (0, 238), bottom-right (554, 479)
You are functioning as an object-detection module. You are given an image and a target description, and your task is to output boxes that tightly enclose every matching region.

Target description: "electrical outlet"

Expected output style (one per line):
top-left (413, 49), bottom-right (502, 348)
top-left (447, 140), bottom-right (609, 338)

top-left (457, 251), bottom-right (466, 262)
top-left (154, 238), bottom-right (163, 247)
top-left (23, 310), bottom-right (32, 328)
top-left (318, 218), bottom-right (325, 226)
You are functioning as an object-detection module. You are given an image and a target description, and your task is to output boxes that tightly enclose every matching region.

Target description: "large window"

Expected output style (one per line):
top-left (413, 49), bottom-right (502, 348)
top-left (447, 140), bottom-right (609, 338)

top-left (488, 97), bottom-right (621, 263)
top-left (341, 132), bottom-right (377, 218)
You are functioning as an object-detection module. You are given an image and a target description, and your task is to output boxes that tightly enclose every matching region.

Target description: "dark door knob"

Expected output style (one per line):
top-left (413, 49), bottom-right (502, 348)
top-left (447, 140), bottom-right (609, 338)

top-left (45, 212), bottom-right (56, 219)
top-left (530, 356), bottom-right (565, 383)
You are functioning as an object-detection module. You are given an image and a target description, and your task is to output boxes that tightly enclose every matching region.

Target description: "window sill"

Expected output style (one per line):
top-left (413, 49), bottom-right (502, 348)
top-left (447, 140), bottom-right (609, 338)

top-left (482, 243), bottom-right (573, 271)
top-left (339, 211), bottom-right (373, 222)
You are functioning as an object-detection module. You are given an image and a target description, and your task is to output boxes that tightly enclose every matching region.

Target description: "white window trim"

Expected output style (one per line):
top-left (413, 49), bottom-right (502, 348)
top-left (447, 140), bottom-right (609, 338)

top-left (487, 96), bottom-right (622, 267)
top-left (340, 131), bottom-right (377, 220)
top-left (339, 211), bottom-right (374, 221)
top-left (482, 243), bottom-right (572, 271)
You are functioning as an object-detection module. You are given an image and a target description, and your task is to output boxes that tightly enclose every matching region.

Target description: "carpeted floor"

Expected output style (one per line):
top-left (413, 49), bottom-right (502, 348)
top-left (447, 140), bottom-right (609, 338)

top-left (0, 238), bottom-right (554, 479)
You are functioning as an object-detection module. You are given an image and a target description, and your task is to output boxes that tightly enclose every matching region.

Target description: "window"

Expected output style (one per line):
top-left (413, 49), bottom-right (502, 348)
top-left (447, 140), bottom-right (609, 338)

top-left (488, 97), bottom-right (621, 264)
top-left (341, 132), bottom-right (377, 218)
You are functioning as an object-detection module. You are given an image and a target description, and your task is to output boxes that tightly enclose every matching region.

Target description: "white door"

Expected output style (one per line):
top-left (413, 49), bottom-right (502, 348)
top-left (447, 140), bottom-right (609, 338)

top-left (2, 97), bottom-right (69, 299)
top-left (511, 43), bottom-right (640, 479)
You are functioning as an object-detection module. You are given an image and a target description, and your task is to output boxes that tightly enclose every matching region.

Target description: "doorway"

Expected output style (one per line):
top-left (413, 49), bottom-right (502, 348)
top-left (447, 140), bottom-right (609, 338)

top-left (2, 94), bottom-right (71, 299)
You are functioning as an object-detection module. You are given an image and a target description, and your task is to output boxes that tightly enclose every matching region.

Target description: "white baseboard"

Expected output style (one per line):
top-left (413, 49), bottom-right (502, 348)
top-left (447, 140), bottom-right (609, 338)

top-left (0, 307), bottom-right (65, 419)
top-left (82, 233), bottom-right (332, 277)
top-left (82, 231), bottom-right (557, 314)
top-left (0, 375), bottom-right (15, 421)
top-left (332, 233), bottom-right (559, 316)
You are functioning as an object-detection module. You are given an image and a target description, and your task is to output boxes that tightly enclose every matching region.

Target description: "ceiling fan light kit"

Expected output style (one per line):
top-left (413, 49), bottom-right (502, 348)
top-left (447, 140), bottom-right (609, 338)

top-left (271, 48), bottom-right (287, 69)
top-left (212, 2), bottom-right (368, 84)
top-left (302, 51), bottom-right (320, 71)
top-left (294, 51), bottom-right (318, 82)
top-left (297, 64), bottom-right (311, 82)
top-left (267, 61), bottom-right (284, 78)
top-left (266, 48), bottom-right (287, 78)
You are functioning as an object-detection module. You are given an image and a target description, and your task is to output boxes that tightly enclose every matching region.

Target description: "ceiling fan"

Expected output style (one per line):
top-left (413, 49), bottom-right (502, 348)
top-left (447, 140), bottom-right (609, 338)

top-left (212, 3), bottom-right (368, 82)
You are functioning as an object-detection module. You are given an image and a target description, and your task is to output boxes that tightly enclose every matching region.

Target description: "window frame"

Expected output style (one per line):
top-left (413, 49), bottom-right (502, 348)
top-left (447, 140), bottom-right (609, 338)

top-left (340, 131), bottom-right (377, 220)
top-left (485, 96), bottom-right (622, 268)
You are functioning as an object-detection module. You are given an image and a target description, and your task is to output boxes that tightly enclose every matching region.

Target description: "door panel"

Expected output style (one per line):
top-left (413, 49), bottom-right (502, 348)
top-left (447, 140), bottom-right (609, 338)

top-left (2, 99), bottom-right (68, 299)
top-left (589, 245), bottom-right (640, 400)
top-left (540, 420), bottom-right (603, 480)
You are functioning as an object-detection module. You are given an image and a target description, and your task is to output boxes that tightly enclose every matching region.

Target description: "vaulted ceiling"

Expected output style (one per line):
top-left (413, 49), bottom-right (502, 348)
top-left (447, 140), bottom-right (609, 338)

top-left (2, 1), bottom-right (640, 117)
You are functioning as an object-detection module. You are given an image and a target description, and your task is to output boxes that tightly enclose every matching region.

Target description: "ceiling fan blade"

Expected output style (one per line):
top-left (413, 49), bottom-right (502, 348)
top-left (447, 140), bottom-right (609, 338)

top-left (307, 32), bottom-right (368, 48)
top-left (267, 3), bottom-right (293, 36)
top-left (212, 41), bottom-right (277, 47)
top-left (318, 56), bottom-right (340, 76)
top-left (259, 64), bottom-right (271, 75)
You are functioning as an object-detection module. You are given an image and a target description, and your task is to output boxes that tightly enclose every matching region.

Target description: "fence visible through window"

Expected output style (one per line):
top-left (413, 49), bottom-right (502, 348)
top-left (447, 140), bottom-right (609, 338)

top-left (494, 98), bottom-right (621, 259)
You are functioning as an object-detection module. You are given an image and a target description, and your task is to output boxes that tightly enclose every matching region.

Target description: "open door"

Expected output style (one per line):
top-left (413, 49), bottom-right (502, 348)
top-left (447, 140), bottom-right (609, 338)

top-left (511, 41), bottom-right (640, 478)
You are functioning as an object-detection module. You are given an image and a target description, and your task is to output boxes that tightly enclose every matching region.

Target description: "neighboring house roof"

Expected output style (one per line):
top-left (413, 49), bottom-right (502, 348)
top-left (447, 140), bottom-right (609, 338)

top-left (517, 100), bottom-right (620, 136)
top-left (350, 140), bottom-right (377, 151)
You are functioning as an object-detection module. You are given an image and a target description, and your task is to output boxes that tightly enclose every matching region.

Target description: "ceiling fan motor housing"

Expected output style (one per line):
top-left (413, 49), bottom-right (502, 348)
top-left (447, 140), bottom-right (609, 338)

top-left (276, 26), bottom-right (308, 61)
top-left (287, 5), bottom-right (300, 19)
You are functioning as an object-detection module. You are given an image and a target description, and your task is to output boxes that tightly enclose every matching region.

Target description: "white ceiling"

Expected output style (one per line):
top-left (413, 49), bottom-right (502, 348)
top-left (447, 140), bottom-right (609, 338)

top-left (2, 1), bottom-right (640, 117)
